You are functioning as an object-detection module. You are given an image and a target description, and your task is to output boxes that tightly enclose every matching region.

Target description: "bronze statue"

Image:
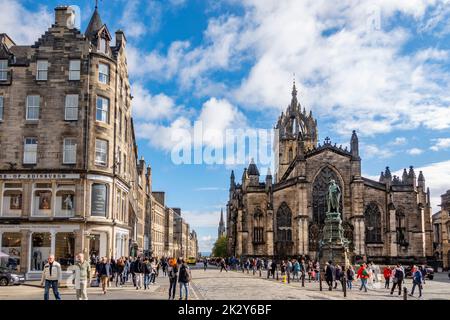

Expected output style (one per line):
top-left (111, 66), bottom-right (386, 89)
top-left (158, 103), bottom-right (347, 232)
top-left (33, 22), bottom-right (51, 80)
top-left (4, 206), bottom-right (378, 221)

top-left (327, 179), bottom-right (341, 213)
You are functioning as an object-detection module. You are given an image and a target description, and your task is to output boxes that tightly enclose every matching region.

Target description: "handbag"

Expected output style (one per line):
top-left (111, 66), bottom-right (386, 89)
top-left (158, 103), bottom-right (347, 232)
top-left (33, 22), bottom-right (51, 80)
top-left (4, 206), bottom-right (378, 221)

top-left (90, 279), bottom-right (99, 287)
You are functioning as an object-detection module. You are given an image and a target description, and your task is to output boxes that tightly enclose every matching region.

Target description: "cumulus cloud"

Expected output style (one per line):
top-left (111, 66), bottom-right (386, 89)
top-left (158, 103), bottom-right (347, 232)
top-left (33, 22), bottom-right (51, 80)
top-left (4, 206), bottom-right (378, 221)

top-left (362, 144), bottom-right (393, 159)
top-left (0, 0), bottom-right (52, 45)
top-left (182, 210), bottom-right (223, 228)
top-left (131, 83), bottom-right (180, 121)
top-left (407, 148), bottom-right (424, 155)
top-left (390, 137), bottom-right (407, 145)
top-left (430, 138), bottom-right (450, 151)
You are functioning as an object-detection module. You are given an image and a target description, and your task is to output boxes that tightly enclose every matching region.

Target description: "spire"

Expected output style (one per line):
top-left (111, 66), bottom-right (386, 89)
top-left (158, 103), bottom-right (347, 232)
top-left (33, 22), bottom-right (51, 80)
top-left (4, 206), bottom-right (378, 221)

top-left (266, 167), bottom-right (272, 178)
top-left (247, 158), bottom-right (260, 176)
top-left (85, 4), bottom-right (104, 39)
top-left (290, 76), bottom-right (298, 113)
top-left (402, 168), bottom-right (408, 183)
top-left (218, 208), bottom-right (225, 238)
top-left (220, 208), bottom-right (224, 224)
top-left (350, 130), bottom-right (359, 159)
top-left (418, 171), bottom-right (425, 188)
top-left (230, 170), bottom-right (235, 191)
top-left (384, 166), bottom-right (392, 180)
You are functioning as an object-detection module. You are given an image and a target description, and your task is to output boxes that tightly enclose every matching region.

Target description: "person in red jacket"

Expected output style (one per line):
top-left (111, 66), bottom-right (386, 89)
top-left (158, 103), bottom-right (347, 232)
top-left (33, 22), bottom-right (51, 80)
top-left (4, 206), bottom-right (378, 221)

top-left (383, 267), bottom-right (392, 289)
top-left (357, 263), bottom-right (369, 292)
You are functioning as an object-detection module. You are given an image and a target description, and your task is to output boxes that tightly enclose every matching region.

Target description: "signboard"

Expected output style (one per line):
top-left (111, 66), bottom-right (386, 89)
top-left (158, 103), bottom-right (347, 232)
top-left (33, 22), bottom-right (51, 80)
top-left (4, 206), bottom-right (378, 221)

top-left (0, 174), bottom-right (80, 180)
top-left (91, 184), bottom-right (107, 216)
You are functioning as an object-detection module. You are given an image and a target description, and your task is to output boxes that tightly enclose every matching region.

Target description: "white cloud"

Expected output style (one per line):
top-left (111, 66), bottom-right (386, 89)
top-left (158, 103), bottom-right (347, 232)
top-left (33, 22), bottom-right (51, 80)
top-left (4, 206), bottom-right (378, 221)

top-left (0, 0), bottom-right (52, 45)
top-left (128, 0), bottom-right (450, 137)
top-left (430, 138), bottom-right (450, 151)
top-left (131, 83), bottom-right (180, 121)
top-left (407, 148), bottom-right (424, 155)
top-left (390, 137), bottom-right (407, 145)
top-left (182, 210), bottom-right (222, 228)
top-left (199, 235), bottom-right (216, 253)
top-left (119, 0), bottom-right (162, 38)
top-left (362, 144), bottom-right (393, 159)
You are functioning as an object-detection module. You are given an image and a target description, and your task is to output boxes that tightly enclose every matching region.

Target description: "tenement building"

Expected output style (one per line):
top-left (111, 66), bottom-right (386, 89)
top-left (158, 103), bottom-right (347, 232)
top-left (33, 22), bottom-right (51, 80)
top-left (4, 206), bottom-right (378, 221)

top-left (0, 5), bottom-right (196, 278)
top-left (226, 82), bottom-right (434, 264)
top-left (433, 190), bottom-right (450, 269)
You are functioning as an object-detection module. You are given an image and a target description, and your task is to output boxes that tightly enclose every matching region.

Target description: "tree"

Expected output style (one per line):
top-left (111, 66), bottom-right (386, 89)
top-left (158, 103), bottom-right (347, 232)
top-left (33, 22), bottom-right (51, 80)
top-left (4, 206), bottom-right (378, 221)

top-left (212, 236), bottom-right (227, 257)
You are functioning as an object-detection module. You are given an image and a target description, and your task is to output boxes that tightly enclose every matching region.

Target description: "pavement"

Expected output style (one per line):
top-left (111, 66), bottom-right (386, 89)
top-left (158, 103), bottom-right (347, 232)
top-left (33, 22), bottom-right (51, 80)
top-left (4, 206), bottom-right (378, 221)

top-left (0, 264), bottom-right (449, 300)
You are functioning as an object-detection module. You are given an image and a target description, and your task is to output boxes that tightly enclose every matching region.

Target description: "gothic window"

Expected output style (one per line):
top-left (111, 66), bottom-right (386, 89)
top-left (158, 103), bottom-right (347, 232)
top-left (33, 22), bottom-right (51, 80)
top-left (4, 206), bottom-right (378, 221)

top-left (396, 207), bottom-right (407, 245)
top-left (364, 202), bottom-right (382, 243)
top-left (276, 202), bottom-right (292, 242)
top-left (312, 167), bottom-right (343, 225)
top-left (253, 209), bottom-right (264, 244)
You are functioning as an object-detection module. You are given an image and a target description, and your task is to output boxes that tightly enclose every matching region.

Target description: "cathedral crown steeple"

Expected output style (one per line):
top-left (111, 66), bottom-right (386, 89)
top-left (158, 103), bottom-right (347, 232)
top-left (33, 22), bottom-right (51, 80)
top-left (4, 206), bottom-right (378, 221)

top-left (218, 208), bottom-right (225, 238)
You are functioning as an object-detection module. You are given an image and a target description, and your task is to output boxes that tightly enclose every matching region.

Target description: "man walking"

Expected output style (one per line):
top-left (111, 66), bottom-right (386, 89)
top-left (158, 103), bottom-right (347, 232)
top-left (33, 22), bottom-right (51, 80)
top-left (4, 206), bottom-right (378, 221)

top-left (357, 263), bottom-right (369, 292)
top-left (390, 264), bottom-right (404, 296)
top-left (178, 259), bottom-right (191, 300)
top-left (134, 256), bottom-right (144, 290)
top-left (96, 257), bottom-right (111, 295)
top-left (325, 261), bottom-right (335, 291)
top-left (409, 265), bottom-right (423, 298)
top-left (73, 253), bottom-right (91, 300)
top-left (41, 254), bottom-right (62, 300)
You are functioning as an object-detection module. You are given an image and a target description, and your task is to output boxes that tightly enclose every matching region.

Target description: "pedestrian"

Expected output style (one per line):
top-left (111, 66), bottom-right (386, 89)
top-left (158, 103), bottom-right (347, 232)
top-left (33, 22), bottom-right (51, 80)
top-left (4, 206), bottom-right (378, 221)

top-left (293, 260), bottom-right (300, 281)
top-left (383, 266), bottom-right (392, 289)
top-left (134, 256), bottom-right (144, 290)
top-left (271, 260), bottom-right (277, 279)
top-left (116, 257), bottom-right (125, 286)
top-left (203, 258), bottom-right (208, 271)
top-left (129, 257), bottom-right (136, 286)
top-left (41, 254), bottom-right (62, 300)
top-left (334, 264), bottom-right (343, 290)
top-left (409, 265), bottom-right (423, 298)
top-left (73, 253), bottom-right (91, 300)
top-left (162, 258), bottom-right (168, 277)
top-left (178, 259), bottom-right (191, 300)
top-left (356, 263), bottom-right (369, 292)
top-left (314, 261), bottom-right (320, 282)
top-left (168, 258), bottom-right (178, 300)
top-left (220, 258), bottom-right (228, 272)
top-left (96, 256), bottom-right (112, 295)
top-left (346, 265), bottom-right (355, 290)
top-left (390, 264), bottom-right (404, 296)
top-left (143, 258), bottom-right (151, 290)
top-left (325, 261), bottom-right (335, 291)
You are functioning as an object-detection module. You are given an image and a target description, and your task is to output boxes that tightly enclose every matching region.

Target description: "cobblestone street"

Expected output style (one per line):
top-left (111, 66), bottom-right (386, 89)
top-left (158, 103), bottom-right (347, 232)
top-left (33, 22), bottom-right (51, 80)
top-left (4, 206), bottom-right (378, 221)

top-left (1, 266), bottom-right (449, 300)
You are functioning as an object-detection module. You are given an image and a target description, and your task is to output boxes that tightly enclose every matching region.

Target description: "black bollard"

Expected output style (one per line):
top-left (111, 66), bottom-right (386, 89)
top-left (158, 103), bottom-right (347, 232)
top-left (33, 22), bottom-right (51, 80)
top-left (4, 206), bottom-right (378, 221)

top-left (403, 287), bottom-right (407, 300)
top-left (343, 275), bottom-right (347, 298)
top-left (288, 272), bottom-right (290, 283)
top-left (302, 272), bottom-right (305, 287)
top-left (267, 270), bottom-right (270, 279)
top-left (319, 272), bottom-right (323, 291)
top-left (259, 269), bottom-right (262, 277)
top-left (276, 271), bottom-right (279, 281)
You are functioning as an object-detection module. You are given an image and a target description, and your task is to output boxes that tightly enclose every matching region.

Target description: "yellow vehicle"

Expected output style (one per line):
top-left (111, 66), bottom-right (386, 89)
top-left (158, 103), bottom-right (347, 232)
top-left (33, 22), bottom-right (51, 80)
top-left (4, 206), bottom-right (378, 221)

top-left (186, 257), bottom-right (197, 265)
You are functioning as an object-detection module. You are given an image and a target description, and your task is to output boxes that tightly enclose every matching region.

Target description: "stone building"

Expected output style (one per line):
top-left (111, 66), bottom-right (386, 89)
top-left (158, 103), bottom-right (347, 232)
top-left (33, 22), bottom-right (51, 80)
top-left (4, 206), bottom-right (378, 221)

top-left (433, 190), bottom-right (450, 270)
top-left (151, 192), bottom-right (166, 258)
top-left (188, 230), bottom-right (199, 259)
top-left (226, 82), bottom-right (434, 264)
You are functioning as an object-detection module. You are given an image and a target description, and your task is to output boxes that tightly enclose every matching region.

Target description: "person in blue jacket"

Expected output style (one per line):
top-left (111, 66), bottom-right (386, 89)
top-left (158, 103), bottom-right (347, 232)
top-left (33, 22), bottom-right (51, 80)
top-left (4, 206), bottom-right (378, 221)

top-left (409, 265), bottom-right (423, 298)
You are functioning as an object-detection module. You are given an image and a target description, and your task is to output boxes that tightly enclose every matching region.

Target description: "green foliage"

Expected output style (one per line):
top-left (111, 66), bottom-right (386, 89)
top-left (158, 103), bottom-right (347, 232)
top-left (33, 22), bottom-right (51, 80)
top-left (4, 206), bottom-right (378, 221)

top-left (212, 236), bottom-right (227, 257)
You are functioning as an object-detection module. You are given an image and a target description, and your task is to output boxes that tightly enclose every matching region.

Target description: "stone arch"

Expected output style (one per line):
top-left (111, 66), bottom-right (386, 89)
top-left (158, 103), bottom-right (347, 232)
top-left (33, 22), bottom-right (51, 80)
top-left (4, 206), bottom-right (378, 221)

top-left (275, 202), bottom-right (293, 258)
top-left (311, 165), bottom-right (344, 225)
top-left (364, 202), bottom-right (382, 243)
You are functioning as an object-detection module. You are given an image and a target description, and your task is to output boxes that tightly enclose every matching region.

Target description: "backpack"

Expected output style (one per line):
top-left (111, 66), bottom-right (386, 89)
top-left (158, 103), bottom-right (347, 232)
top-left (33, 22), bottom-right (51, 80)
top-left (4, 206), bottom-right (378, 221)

top-left (180, 265), bottom-right (191, 282)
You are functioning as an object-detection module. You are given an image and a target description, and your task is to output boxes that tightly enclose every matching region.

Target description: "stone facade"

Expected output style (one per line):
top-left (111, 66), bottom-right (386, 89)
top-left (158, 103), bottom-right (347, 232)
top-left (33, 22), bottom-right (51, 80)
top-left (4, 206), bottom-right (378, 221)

top-left (0, 5), bottom-right (196, 277)
top-left (432, 190), bottom-right (450, 270)
top-left (227, 82), bottom-right (434, 265)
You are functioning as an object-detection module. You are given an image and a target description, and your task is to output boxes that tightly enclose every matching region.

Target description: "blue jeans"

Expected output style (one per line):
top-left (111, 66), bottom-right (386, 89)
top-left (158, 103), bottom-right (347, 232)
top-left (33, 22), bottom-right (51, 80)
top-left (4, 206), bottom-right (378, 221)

top-left (44, 280), bottom-right (61, 300)
top-left (360, 278), bottom-right (368, 292)
top-left (347, 279), bottom-right (353, 289)
top-left (144, 274), bottom-right (151, 289)
top-left (179, 282), bottom-right (189, 300)
top-left (411, 282), bottom-right (422, 296)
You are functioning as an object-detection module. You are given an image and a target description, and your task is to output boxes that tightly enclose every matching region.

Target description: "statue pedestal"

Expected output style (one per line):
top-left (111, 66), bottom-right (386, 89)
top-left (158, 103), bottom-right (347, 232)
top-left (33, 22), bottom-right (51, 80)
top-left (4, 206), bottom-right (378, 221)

top-left (319, 212), bottom-right (350, 267)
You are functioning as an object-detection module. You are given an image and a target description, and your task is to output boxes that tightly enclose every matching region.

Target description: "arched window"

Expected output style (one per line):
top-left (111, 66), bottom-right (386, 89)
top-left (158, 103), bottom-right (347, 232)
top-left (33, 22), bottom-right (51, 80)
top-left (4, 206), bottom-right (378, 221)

top-left (276, 202), bottom-right (292, 242)
top-left (312, 167), bottom-right (343, 225)
top-left (396, 207), bottom-right (407, 245)
top-left (253, 209), bottom-right (264, 244)
top-left (364, 202), bottom-right (382, 243)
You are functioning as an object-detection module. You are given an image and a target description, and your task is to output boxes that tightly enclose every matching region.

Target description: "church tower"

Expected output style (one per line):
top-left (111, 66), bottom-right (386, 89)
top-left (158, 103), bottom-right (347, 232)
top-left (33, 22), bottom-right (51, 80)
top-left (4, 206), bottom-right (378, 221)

top-left (218, 208), bottom-right (226, 238)
top-left (274, 80), bottom-right (318, 182)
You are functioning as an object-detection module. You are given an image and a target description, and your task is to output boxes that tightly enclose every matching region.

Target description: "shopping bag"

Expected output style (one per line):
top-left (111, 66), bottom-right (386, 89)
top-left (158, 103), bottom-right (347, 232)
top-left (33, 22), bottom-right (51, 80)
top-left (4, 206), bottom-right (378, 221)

top-left (90, 279), bottom-right (99, 287)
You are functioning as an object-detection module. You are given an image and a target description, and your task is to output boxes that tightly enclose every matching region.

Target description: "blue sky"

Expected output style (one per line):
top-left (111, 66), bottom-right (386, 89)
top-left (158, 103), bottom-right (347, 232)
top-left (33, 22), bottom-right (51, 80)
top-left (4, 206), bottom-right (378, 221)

top-left (2, 0), bottom-right (450, 253)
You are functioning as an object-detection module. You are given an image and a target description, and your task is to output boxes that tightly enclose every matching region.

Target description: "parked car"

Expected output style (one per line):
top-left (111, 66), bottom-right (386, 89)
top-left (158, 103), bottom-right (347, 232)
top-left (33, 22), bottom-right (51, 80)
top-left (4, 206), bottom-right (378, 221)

top-left (404, 265), bottom-right (434, 280)
top-left (0, 267), bottom-right (25, 286)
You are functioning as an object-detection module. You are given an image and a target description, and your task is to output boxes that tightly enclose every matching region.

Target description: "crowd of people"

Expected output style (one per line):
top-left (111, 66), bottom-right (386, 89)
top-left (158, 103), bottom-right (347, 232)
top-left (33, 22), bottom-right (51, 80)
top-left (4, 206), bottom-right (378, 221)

top-left (40, 253), bottom-right (192, 300)
top-left (209, 256), bottom-right (427, 299)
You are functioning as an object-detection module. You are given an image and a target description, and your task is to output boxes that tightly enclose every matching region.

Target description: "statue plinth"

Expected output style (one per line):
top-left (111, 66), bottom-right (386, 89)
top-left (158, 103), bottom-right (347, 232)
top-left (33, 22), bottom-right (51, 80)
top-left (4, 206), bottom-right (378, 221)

top-left (319, 211), bottom-right (350, 267)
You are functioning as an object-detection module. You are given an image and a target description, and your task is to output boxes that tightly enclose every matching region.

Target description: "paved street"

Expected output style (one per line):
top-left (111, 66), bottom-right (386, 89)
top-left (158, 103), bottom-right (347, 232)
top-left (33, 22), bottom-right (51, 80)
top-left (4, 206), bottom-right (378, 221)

top-left (0, 265), bottom-right (449, 300)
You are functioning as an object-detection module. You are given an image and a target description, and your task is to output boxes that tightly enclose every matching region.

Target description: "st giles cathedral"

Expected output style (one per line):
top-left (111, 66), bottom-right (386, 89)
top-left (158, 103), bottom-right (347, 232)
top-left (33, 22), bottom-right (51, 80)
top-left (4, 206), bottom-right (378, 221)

top-left (226, 82), bottom-right (433, 264)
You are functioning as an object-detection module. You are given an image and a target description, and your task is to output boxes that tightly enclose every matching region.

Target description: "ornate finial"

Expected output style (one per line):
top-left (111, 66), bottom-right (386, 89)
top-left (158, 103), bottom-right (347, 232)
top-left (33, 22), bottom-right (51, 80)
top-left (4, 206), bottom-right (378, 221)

top-left (324, 137), bottom-right (331, 145)
top-left (292, 75), bottom-right (297, 98)
top-left (95, 0), bottom-right (98, 9)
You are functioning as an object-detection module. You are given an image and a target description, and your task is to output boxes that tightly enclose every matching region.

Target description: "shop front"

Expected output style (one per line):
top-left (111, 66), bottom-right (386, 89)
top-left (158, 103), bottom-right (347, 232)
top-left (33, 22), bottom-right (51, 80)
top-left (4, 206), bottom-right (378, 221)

top-left (0, 224), bottom-right (80, 279)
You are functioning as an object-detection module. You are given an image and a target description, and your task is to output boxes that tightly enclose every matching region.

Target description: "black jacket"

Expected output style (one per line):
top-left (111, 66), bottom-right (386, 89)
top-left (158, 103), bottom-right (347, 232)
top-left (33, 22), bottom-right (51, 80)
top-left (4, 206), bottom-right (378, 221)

top-left (133, 260), bottom-right (144, 273)
top-left (178, 264), bottom-right (190, 283)
top-left (325, 265), bottom-right (335, 281)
